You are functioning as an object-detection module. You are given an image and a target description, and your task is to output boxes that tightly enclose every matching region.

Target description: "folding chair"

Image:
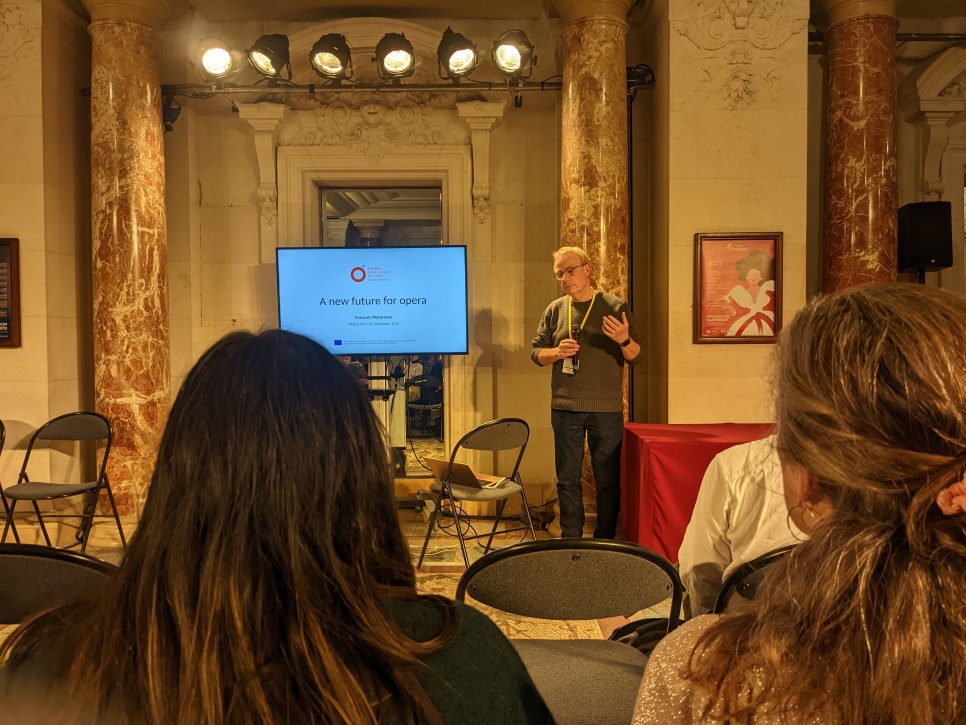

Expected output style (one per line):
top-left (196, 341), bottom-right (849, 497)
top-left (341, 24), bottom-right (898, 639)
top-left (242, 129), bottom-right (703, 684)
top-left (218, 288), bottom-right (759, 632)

top-left (0, 543), bottom-right (117, 624)
top-left (0, 421), bottom-right (8, 522)
top-left (456, 538), bottom-right (683, 725)
top-left (1, 412), bottom-right (126, 553)
top-left (712, 544), bottom-right (796, 613)
top-left (416, 418), bottom-right (536, 568)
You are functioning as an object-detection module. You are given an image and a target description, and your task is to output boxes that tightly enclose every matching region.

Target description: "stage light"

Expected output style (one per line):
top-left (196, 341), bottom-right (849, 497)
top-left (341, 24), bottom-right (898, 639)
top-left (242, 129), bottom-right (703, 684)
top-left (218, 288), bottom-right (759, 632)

top-left (196, 37), bottom-right (242, 82)
top-left (310, 33), bottom-right (352, 81)
top-left (437, 27), bottom-right (477, 80)
top-left (492, 30), bottom-right (534, 78)
top-left (375, 33), bottom-right (415, 80)
top-left (246, 34), bottom-right (291, 80)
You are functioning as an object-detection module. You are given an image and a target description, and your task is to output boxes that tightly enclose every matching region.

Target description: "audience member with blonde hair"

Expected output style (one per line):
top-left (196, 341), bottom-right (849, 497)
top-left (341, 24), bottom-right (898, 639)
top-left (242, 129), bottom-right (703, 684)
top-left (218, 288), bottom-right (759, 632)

top-left (0, 330), bottom-right (554, 724)
top-left (634, 283), bottom-right (966, 724)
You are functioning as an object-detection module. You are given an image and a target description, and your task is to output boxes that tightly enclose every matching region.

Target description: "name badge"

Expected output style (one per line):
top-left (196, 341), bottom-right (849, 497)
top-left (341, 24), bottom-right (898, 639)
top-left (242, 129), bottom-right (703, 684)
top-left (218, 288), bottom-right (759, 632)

top-left (562, 358), bottom-right (575, 375)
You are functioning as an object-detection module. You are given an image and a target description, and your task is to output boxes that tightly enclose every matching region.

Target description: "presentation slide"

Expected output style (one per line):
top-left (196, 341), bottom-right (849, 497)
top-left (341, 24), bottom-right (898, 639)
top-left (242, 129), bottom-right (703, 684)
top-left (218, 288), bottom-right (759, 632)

top-left (277, 246), bottom-right (468, 355)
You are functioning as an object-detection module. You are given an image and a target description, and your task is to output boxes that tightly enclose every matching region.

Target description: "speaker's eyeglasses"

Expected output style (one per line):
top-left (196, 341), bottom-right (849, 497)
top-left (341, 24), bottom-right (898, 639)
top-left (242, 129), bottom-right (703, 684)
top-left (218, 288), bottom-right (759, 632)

top-left (554, 265), bottom-right (583, 281)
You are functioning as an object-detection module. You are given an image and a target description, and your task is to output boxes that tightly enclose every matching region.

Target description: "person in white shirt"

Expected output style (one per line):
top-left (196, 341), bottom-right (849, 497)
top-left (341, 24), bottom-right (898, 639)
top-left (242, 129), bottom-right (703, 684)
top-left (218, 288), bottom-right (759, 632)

top-left (677, 434), bottom-right (802, 615)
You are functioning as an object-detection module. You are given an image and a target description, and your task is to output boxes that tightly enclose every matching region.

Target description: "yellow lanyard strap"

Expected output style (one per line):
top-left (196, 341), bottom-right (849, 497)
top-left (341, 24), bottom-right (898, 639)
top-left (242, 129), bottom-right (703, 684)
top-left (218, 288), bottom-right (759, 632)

top-left (567, 292), bottom-right (598, 338)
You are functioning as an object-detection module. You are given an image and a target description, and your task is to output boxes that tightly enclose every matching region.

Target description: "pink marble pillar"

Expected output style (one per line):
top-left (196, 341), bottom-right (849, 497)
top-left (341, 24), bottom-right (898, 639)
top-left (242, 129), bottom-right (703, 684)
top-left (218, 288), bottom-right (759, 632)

top-left (556, 0), bottom-right (633, 535)
top-left (822, 0), bottom-right (898, 292)
top-left (559, 0), bottom-right (633, 296)
top-left (84, 0), bottom-right (171, 514)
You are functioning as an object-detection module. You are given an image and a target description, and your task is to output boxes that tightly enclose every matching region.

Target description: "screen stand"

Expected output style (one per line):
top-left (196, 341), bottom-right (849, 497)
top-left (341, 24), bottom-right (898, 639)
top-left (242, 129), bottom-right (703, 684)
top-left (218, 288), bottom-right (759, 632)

top-left (368, 358), bottom-right (422, 511)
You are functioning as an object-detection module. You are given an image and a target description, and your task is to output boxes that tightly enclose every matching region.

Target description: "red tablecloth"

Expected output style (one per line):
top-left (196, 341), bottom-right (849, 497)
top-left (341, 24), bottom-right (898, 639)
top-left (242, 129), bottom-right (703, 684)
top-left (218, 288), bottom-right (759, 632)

top-left (621, 423), bottom-right (773, 562)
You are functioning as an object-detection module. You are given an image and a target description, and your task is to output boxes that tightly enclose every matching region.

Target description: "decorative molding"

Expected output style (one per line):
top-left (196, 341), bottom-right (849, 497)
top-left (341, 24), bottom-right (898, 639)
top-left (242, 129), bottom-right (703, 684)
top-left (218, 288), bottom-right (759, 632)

top-left (237, 102), bottom-right (287, 227)
top-left (899, 48), bottom-right (966, 203)
top-left (940, 79), bottom-right (966, 98)
top-left (457, 100), bottom-right (508, 223)
top-left (277, 95), bottom-right (470, 158)
top-left (672, 0), bottom-right (807, 114)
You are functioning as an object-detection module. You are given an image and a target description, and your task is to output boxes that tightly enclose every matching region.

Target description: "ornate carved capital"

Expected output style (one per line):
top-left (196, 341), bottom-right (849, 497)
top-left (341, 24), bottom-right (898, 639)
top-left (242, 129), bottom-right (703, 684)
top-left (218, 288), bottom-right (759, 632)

top-left (82, 0), bottom-right (171, 27)
top-left (823, 0), bottom-right (895, 27)
top-left (553, 0), bottom-right (635, 22)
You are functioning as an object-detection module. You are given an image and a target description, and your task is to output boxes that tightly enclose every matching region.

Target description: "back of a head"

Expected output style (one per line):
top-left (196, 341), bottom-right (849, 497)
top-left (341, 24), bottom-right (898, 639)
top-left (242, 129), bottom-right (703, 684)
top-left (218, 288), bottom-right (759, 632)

top-left (7, 330), bottom-right (455, 724)
top-left (146, 329), bottom-right (405, 573)
top-left (775, 283), bottom-right (966, 537)
top-left (760, 283), bottom-right (966, 722)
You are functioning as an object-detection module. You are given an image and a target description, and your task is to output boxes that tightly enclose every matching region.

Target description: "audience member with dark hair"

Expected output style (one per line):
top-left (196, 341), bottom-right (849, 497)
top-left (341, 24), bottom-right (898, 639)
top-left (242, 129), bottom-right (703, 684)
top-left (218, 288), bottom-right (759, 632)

top-left (0, 330), bottom-right (554, 724)
top-left (634, 283), bottom-right (966, 724)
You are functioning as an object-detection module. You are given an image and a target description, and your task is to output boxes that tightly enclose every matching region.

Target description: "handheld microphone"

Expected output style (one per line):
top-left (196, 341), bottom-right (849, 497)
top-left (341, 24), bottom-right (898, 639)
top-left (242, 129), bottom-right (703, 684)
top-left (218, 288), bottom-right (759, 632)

top-left (570, 324), bottom-right (580, 373)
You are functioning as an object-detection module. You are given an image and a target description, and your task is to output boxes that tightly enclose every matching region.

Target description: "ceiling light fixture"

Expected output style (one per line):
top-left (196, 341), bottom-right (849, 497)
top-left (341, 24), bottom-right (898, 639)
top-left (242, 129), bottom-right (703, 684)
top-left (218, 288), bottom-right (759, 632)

top-left (246, 34), bottom-right (291, 81)
top-left (437, 27), bottom-right (477, 81)
top-left (492, 30), bottom-right (534, 79)
top-left (309, 33), bottom-right (352, 81)
top-left (375, 33), bottom-right (415, 81)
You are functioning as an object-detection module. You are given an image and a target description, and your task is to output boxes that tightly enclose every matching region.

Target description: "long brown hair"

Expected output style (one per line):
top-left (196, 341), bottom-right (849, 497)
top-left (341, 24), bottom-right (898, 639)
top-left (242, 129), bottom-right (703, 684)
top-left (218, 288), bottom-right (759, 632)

top-left (1, 330), bottom-right (457, 723)
top-left (687, 283), bottom-right (966, 724)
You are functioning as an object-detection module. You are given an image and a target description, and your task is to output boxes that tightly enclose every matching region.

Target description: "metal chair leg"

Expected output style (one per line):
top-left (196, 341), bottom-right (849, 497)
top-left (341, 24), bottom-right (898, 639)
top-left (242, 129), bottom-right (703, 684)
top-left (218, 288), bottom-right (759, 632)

top-left (517, 481), bottom-right (538, 541)
top-left (483, 499), bottom-right (509, 555)
top-left (446, 489), bottom-right (470, 567)
top-left (416, 489), bottom-right (444, 568)
top-left (32, 501), bottom-right (52, 546)
top-left (1, 499), bottom-right (20, 544)
top-left (103, 483), bottom-right (127, 548)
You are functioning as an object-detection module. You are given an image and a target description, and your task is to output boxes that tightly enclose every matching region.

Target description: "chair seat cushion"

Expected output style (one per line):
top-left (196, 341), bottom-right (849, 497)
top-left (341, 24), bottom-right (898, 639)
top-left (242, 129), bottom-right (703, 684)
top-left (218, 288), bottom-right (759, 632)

top-left (510, 639), bottom-right (648, 725)
top-left (430, 480), bottom-right (523, 501)
top-left (4, 482), bottom-right (98, 500)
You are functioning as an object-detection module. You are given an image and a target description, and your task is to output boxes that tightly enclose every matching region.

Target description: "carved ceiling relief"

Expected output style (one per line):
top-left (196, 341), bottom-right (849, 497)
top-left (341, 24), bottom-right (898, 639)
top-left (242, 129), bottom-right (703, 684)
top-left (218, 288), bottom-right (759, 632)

top-left (672, 0), bottom-right (806, 115)
top-left (277, 95), bottom-right (471, 156)
top-left (0, 5), bottom-right (38, 91)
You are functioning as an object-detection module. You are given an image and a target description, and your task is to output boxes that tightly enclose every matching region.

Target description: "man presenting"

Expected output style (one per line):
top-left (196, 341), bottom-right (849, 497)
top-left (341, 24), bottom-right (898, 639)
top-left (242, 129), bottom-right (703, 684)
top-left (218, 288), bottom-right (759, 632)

top-left (531, 247), bottom-right (644, 538)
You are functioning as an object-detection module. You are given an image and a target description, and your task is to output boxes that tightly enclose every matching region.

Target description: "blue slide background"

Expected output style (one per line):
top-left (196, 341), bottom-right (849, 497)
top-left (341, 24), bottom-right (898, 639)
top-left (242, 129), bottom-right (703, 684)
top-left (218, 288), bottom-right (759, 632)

top-left (277, 246), bottom-right (468, 355)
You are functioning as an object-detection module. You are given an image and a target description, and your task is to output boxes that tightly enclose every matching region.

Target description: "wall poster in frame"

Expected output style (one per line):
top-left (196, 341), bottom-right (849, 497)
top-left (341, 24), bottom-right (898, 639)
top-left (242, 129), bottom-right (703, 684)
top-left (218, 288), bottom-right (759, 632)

top-left (0, 238), bottom-right (22, 348)
top-left (693, 232), bottom-right (782, 344)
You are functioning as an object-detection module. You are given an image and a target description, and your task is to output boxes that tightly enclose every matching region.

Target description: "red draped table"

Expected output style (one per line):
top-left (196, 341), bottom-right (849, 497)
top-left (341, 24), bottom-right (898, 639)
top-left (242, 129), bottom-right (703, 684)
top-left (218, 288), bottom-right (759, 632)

top-left (621, 423), bottom-right (773, 561)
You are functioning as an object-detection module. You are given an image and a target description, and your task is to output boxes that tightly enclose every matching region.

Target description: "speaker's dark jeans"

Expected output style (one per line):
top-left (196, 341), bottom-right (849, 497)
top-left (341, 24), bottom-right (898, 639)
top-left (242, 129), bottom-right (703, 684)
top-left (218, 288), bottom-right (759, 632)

top-left (550, 409), bottom-right (623, 539)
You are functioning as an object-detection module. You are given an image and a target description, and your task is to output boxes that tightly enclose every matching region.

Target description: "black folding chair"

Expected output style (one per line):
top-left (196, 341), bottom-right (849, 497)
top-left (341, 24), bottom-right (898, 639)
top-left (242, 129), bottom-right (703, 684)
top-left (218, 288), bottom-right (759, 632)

top-left (456, 538), bottom-right (683, 725)
top-left (416, 418), bottom-right (536, 568)
top-left (1, 412), bottom-right (126, 553)
top-left (0, 543), bottom-right (116, 624)
top-left (712, 544), bottom-right (796, 613)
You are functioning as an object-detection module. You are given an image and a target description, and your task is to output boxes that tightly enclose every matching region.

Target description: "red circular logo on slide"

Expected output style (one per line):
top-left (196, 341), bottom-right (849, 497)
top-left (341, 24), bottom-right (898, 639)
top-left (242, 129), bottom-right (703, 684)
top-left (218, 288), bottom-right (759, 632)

top-left (350, 266), bottom-right (366, 282)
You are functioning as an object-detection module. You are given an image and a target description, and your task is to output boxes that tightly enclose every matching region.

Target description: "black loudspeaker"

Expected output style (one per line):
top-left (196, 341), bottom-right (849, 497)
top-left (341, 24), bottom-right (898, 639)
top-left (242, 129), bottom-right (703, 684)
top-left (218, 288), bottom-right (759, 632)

top-left (898, 201), bottom-right (953, 272)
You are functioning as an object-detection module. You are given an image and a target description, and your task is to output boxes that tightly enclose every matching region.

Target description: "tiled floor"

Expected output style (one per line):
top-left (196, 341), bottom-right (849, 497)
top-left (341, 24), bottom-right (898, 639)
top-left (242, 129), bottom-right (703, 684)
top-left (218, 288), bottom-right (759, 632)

top-left (401, 434), bottom-right (446, 478)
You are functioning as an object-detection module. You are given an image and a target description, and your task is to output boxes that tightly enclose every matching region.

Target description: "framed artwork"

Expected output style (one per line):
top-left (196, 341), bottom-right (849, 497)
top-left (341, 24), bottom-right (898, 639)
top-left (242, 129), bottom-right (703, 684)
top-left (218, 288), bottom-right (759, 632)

top-left (693, 232), bottom-right (782, 344)
top-left (0, 238), bottom-right (21, 348)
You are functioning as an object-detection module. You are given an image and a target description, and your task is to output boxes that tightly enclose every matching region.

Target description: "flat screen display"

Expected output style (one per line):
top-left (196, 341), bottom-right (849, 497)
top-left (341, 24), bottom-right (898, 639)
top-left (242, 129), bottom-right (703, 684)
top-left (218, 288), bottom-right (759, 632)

top-left (277, 245), bottom-right (469, 356)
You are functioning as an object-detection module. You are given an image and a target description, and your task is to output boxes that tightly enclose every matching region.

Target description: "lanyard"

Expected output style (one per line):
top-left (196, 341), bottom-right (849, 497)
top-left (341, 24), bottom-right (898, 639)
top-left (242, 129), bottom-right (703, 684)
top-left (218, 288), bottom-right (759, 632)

top-left (567, 292), bottom-right (597, 338)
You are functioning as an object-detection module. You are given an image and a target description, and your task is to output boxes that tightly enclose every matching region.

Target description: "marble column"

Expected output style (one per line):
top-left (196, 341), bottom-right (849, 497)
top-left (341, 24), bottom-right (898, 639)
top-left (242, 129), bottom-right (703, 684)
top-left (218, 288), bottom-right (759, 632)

top-left (83, 0), bottom-right (171, 515)
top-left (555, 0), bottom-right (633, 536)
top-left (558, 0), bottom-right (634, 295)
top-left (822, 0), bottom-right (898, 291)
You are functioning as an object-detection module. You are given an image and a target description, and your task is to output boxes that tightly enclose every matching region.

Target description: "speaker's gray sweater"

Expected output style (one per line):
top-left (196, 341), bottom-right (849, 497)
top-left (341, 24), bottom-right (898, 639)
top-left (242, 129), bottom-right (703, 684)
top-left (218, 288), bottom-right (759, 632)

top-left (530, 291), bottom-right (644, 413)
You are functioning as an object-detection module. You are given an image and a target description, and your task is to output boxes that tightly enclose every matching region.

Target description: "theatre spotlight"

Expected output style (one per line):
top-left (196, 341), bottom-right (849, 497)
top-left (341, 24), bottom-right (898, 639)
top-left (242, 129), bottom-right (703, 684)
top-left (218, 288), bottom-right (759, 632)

top-left (196, 37), bottom-right (242, 82)
top-left (437, 27), bottom-right (477, 80)
top-left (492, 30), bottom-right (534, 78)
top-left (375, 33), bottom-right (415, 80)
top-left (246, 34), bottom-right (291, 80)
top-left (309, 33), bottom-right (352, 81)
